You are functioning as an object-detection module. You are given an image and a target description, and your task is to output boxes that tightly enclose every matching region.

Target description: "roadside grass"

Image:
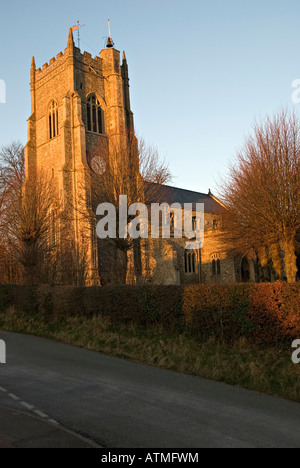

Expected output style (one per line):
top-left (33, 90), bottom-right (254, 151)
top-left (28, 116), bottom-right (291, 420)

top-left (0, 307), bottom-right (300, 402)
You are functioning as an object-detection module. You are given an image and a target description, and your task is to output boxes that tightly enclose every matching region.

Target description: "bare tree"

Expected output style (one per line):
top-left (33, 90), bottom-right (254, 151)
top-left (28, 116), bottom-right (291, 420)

top-left (0, 142), bottom-right (56, 284)
top-left (87, 132), bottom-right (172, 284)
top-left (0, 143), bottom-right (94, 286)
top-left (219, 109), bottom-right (300, 283)
top-left (0, 142), bottom-right (25, 283)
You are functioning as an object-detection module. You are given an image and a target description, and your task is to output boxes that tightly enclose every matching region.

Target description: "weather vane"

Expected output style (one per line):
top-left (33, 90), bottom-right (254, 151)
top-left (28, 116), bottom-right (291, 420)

top-left (72, 20), bottom-right (86, 49)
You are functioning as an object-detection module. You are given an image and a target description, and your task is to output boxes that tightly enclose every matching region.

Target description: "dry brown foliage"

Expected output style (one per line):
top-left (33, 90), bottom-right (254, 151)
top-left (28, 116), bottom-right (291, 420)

top-left (219, 109), bottom-right (300, 283)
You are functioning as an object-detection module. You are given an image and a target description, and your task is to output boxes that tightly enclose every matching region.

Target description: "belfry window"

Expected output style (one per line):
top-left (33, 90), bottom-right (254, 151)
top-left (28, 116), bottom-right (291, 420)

top-left (49, 100), bottom-right (59, 139)
top-left (87, 94), bottom-right (104, 134)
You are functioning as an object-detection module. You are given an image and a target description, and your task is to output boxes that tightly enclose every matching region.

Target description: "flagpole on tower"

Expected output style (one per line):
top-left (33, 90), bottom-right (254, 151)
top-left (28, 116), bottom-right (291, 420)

top-left (108, 19), bottom-right (112, 40)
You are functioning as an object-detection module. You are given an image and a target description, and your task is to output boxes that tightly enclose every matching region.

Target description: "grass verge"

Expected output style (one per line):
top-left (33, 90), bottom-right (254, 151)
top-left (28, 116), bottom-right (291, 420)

top-left (0, 307), bottom-right (300, 402)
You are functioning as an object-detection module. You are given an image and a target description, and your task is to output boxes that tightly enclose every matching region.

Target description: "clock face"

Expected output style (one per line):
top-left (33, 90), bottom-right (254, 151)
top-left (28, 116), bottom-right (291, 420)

top-left (91, 156), bottom-right (106, 175)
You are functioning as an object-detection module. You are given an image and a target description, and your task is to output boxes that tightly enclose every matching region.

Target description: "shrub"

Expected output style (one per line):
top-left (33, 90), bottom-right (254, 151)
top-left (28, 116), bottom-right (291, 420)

top-left (249, 282), bottom-right (300, 343)
top-left (1, 282), bottom-right (299, 343)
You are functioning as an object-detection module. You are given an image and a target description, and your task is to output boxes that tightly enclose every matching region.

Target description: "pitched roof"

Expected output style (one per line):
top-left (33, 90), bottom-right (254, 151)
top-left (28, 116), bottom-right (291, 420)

top-left (145, 183), bottom-right (225, 214)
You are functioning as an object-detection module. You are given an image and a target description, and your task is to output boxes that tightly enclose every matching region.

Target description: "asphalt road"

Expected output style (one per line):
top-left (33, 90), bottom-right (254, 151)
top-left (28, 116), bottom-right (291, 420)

top-left (0, 330), bottom-right (300, 448)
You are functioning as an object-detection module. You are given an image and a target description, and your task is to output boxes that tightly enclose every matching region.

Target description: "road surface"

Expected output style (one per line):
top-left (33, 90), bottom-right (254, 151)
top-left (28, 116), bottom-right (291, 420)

top-left (0, 330), bottom-right (300, 448)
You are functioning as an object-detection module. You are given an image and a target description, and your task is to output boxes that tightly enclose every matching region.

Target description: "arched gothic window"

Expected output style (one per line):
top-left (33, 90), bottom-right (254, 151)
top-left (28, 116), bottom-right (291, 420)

top-left (87, 94), bottom-right (104, 134)
top-left (212, 256), bottom-right (221, 276)
top-left (49, 100), bottom-right (59, 139)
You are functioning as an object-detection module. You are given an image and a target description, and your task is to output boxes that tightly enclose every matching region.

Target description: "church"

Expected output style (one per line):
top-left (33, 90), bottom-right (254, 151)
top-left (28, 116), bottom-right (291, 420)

top-left (25, 28), bottom-right (254, 286)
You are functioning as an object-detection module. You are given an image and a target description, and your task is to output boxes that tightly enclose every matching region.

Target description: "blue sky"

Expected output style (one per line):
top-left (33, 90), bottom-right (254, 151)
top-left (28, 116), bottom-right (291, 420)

top-left (0, 0), bottom-right (300, 193)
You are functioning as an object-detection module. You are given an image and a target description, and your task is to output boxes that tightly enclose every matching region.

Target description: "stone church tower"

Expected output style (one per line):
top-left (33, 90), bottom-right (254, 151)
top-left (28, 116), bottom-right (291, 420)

top-left (25, 28), bottom-right (134, 284)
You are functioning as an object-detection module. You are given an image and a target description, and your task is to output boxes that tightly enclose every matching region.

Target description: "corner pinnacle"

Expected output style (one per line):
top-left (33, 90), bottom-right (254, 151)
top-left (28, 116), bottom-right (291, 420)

top-left (68, 27), bottom-right (74, 46)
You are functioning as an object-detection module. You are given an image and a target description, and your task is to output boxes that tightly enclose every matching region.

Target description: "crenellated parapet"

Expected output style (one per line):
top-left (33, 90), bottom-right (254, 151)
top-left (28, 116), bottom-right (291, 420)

top-left (34, 47), bottom-right (104, 82)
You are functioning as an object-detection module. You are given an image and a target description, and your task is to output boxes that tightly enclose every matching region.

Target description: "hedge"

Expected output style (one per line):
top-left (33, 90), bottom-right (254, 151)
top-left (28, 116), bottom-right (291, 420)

top-left (0, 282), bottom-right (299, 343)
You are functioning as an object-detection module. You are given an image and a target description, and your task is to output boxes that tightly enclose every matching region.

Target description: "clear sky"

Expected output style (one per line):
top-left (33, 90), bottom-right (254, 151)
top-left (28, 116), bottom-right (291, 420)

top-left (1, 0), bottom-right (300, 194)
